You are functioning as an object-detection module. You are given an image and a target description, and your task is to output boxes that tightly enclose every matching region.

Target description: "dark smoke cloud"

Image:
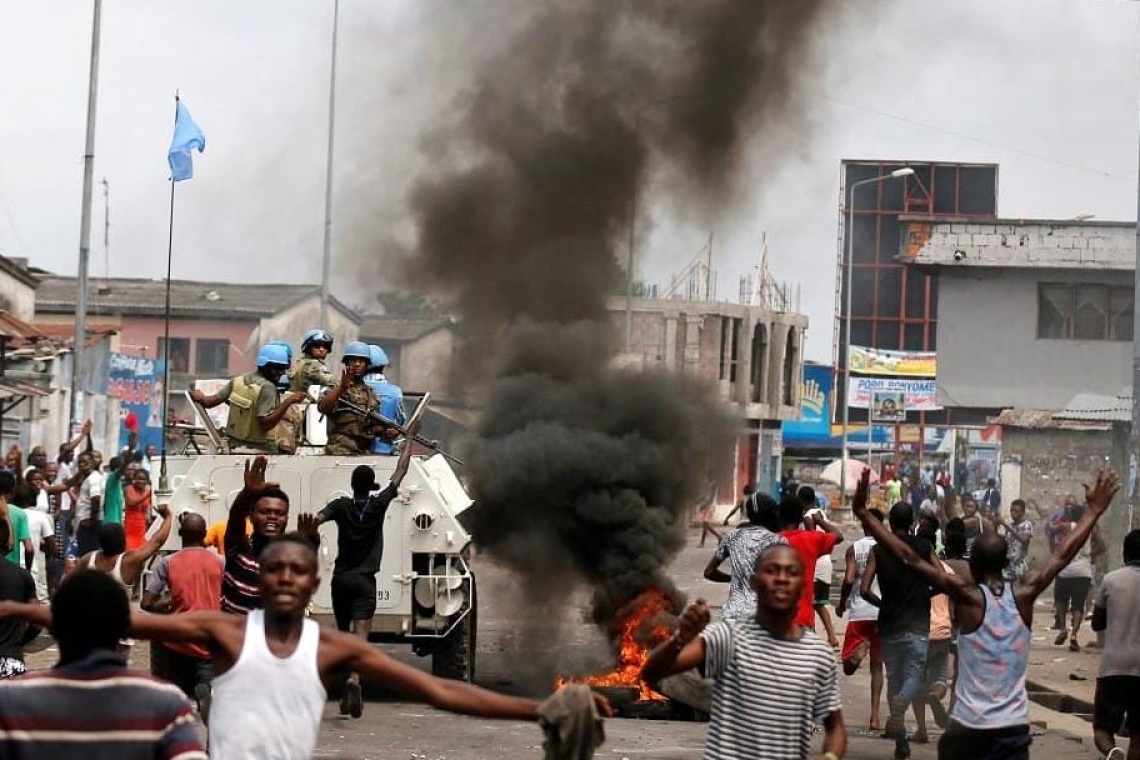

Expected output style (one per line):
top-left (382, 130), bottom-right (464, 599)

top-left (404, 1), bottom-right (826, 626)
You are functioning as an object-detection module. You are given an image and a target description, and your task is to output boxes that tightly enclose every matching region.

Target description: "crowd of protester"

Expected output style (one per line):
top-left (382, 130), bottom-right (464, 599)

top-left (694, 464), bottom-right (1137, 760)
top-left (0, 422), bottom-right (159, 605)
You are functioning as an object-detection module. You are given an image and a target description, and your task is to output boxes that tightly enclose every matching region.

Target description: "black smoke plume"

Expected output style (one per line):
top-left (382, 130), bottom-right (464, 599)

top-left (405, 2), bottom-right (826, 625)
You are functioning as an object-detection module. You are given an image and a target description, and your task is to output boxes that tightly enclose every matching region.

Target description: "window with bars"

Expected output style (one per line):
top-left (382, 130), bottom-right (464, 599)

top-left (195, 338), bottom-right (231, 376)
top-left (1038, 284), bottom-right (1133, 341)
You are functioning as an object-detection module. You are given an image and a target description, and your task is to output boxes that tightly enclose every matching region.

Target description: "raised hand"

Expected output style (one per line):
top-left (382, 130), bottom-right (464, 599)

top-left (243, 455), bottom-right (278, 493)
top-left (154, 502), bottom-right (171, 518)
top-left (1083, 469), bottom-right (1121, 514)
top-left (676, 599), bottom-right (711, 645)
top-left (297, 513), bottom-right (321, 543)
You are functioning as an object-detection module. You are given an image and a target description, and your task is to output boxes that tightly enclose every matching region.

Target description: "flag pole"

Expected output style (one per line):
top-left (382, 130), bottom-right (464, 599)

top-left (157, 95), bottom-right (177, 499)
top-left (70, 0), bottom-right (103, 431)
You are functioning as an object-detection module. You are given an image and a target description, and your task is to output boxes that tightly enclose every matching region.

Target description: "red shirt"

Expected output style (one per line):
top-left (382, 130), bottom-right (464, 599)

top-left (779, 529), bottom-right (840, 627)
top-left (147, 547), bottom-right (224, 658)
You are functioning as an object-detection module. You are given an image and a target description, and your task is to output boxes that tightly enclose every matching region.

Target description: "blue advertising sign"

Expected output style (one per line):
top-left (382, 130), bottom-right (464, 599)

top-left (107, 353), bottom-right (166, 452)
top-left (783, 363), bottom-right (832, 441)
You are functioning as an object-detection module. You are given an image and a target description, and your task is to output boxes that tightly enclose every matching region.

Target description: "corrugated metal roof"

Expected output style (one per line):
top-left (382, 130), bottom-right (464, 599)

top-left (0, 379), bottom-right (51, 399)
top-left (34, 275), bottom-right (360, 322)
top-left (0, 311), bottom-right (47, 345)
top-left (359, 315), bottom-right (453, 343)
top-left (993, 408), bottom-right (1111, 431)
top-left (1053, 392), bottom-right (1132, 423)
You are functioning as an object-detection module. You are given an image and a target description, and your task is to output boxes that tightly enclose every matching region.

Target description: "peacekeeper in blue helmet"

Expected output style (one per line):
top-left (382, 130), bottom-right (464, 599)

top-left (289, 329), bottom-right (338, 391)
top-left (364, 344), bottom-right (406, 455)
top-left (265, 340), bottom-right (302, 452)
top-left (317, 341), bottom-right (395, 455)
top-left (189, 343), bottom-right (307, 451)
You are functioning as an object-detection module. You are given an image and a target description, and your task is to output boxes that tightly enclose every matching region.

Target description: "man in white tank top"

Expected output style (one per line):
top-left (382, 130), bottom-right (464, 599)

top-left (852, 468), bottom-right (1120, 760)
top-left (54, 532), bottom-right (612, 759)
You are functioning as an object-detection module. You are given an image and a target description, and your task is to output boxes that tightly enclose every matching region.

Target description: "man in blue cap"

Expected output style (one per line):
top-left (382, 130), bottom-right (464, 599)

top-left (190, 344), bottom-right (306, 451)
top-left (364, 345), bottom-right (406, 456)
top-left (318, 342), bottom-right (391, 455)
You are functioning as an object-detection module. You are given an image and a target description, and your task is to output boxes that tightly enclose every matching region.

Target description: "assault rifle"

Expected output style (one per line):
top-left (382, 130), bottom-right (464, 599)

top-left (326, 391), bottom-right (464, 466)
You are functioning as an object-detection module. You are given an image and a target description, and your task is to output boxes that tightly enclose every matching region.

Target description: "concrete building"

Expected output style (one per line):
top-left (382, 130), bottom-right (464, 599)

top-left (902, 216), bottom-right (1135, 537)
top-left (901, 217), bottom-right (1131, 414)
top-left (358, 315), bottom-right (457, 393)
top-left (614, 295), bottom-right (808, 499)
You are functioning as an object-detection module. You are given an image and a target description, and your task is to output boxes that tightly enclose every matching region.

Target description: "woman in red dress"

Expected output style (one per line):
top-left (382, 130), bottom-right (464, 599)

top-left (123, 468), bottom-right (152, 550)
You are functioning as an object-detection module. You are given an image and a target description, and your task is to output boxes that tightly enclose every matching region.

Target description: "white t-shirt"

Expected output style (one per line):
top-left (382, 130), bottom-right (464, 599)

top-left (55, 460), bottom-right (76, 512)
top-left (1096, 565), bottom-right (1140, 678)
top-left (74, 471), bottom-right (105, 521)
top-left (25, 509), bottom-right (54, 552)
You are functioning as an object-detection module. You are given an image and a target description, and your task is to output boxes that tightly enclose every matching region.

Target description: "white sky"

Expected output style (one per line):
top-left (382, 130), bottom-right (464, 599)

top-left (1, 0), bottom-right (1139, 362)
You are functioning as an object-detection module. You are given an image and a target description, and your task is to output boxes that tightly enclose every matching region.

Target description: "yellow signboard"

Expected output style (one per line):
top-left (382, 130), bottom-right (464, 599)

top-left (848, 346), bottom-right (936, 377)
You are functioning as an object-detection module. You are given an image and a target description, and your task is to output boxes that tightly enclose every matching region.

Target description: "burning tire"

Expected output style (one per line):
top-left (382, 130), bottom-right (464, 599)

top-left (431, 575), bottom-right (477, 682)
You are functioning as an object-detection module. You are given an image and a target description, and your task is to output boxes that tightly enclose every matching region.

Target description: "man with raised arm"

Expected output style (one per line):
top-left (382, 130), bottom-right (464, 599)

top-left (644, 543), bottom-right (846, 760)
top-left (220, 456), bottom-right (320, 616)
top-left (851, 467), bottom-right (1119, 760)
top-left (1, 535), bottom-right (613, 760)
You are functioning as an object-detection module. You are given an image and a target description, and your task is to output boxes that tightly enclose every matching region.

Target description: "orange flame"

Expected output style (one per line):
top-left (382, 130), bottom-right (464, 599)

top-left (558, 588), bottom-right (676, 701)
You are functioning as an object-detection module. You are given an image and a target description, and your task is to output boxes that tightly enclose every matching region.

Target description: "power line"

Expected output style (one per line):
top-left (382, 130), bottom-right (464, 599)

top-left (823, 93), bottom-right (1132, 182)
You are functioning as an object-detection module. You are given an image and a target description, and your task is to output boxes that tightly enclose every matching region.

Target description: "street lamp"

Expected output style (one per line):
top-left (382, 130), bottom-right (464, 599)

top-left (838, 167), bottom-right (914, 501)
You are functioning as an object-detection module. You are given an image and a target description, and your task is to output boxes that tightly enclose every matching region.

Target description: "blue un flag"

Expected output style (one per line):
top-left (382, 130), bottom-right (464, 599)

top-left (168, 98), bottom-right (205, 182)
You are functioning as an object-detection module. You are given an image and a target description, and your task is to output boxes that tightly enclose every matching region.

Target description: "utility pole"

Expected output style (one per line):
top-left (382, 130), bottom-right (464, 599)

top-left (70, 0), bottom-right (102, 429)
top-left (101, 178), bottom-right (110, 279)
top-left (318, 0), bottom-right (339, 328)
top-left (1130, 12), bottom-right (1140, 531)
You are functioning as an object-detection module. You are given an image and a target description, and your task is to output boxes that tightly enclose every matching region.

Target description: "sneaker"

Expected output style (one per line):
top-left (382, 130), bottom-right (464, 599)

top-left (927, 693), bottom-right (949, 729)
top-left (1105, 748), bottom-right (1125, 760)
top-left (194, 683), bottom-right (212, 727)
top-left (1054, 630), bottom-right (1068, 646)
top-left (1069, 638), bottom-right (1080, 653)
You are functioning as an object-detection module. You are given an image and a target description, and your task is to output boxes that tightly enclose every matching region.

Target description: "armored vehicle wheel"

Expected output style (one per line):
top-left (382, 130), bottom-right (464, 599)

top-left (431, 576), bottom-right (477, 682)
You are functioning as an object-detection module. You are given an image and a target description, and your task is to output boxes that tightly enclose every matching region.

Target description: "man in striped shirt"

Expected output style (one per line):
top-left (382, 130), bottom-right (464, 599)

top-left (644, 543), bottom-right (847, 760)
top-left (0, 569), bottom-right (205, 759)
top-left (221, 456), bottom-right (319, 615)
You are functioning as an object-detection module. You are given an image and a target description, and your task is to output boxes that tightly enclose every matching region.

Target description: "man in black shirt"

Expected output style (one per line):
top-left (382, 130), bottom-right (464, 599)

top-left (0, 519), bottom-right (38, 679)
top-left (315, 415), bottom-right (421, 718)
top-left (861, 501), bottom-right (934, 760)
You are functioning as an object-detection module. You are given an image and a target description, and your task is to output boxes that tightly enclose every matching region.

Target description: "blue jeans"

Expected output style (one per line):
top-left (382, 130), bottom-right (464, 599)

top-left (883, 631), bottom-right (929, 755)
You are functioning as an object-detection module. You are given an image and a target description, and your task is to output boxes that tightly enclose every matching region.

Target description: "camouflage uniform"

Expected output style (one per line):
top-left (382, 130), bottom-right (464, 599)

top-left (289, 357), bottom-right (336, 392)
top-left (275, 357), bottom-right (338, 451)
top-left (325, 381), bottom-right (380, 455)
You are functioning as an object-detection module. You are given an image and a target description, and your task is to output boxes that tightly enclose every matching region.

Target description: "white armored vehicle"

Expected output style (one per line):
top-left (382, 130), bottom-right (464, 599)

top-left (158, 393), bottom-right (478, 681)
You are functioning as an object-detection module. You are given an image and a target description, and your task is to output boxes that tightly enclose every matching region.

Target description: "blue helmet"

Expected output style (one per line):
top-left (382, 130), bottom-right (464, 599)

top-left (256, 343), bottom-right (291, 368)
top-left (266, 339), bottom-right (294, 362)
top-left (301, 329), bottom-right (334, 354)
top-left (342, 340), bottom-right (371, 362)
top-left (368, 344), bottom-right (389, 371)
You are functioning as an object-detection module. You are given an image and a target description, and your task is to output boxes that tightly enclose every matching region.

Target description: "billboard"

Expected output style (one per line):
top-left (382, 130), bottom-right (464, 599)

top-left (847, 377), bottom-right (941, 412)
top-left (848, 346), bottom-right (936, 377)
top-left (783, 364), bottom-right (831, 441)
top-left (107, 353), bottom-right (166, 452)
top-left (871, 391), bottom-right (906, 422)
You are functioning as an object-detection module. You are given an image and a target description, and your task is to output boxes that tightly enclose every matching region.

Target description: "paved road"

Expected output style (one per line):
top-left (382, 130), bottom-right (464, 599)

top-left (25, 528), bottom-right (1103, 758)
